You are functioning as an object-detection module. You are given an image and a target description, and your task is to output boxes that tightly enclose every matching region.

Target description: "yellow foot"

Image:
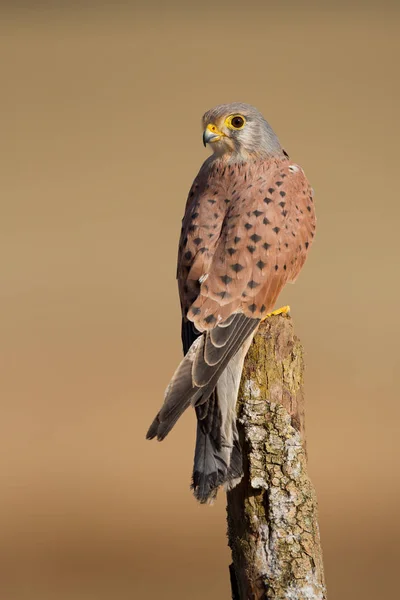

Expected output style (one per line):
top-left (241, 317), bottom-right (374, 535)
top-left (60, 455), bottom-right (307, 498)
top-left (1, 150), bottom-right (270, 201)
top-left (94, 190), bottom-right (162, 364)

top-left (261, 305), bottom-right (291, 322)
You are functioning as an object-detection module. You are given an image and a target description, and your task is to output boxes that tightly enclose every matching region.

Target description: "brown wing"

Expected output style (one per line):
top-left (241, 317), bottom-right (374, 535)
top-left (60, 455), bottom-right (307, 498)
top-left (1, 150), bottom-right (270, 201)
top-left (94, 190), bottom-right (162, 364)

top-left (184, 159), bottom-right (316, 330)
top-left (177, 159), bottom-right (235, 320)
top-left (147, 158), bottom-right (315, 443)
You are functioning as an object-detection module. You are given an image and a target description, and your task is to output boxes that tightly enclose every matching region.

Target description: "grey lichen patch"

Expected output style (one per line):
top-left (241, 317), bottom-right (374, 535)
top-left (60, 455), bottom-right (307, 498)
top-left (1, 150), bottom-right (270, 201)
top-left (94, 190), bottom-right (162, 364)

top-left (227, 316), bottom-right (327, 600)
top-left (251, 476), bottom-right (269, 490)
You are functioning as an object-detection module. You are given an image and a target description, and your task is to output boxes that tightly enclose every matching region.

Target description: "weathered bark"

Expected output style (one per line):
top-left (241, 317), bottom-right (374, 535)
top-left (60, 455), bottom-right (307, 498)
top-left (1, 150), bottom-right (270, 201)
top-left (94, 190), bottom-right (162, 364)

top-left (227, 315), bottom-right (327, 600)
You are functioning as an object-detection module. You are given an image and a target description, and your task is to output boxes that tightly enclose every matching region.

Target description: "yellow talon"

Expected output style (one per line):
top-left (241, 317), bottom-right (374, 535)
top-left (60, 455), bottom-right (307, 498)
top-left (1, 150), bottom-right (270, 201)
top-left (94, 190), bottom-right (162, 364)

top-left (261, 305), bottom-right (291, 322)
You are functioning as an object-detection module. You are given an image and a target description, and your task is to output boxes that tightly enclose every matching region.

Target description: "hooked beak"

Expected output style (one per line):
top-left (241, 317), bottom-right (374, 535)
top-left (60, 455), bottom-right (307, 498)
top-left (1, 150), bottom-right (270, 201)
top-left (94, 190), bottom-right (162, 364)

top-left (203, 123), bottom-right (225, 147)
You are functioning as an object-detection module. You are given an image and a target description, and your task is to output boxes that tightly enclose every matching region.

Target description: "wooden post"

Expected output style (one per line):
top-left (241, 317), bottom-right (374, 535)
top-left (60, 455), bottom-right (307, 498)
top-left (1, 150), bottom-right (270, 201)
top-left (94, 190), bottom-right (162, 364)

top-left (227, 315), bottom-right (327, 600)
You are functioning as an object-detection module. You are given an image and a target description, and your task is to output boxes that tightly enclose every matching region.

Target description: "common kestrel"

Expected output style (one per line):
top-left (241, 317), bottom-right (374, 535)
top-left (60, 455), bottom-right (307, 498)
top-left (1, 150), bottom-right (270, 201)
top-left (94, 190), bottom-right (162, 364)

top-left (147, 103), bottom-right (316, 503)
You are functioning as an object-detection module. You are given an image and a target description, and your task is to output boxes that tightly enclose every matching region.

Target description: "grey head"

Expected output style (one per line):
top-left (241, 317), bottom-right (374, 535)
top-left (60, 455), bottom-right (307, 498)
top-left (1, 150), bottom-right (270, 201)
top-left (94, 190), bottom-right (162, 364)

top-left (202, 102), bottom-right (283, 160)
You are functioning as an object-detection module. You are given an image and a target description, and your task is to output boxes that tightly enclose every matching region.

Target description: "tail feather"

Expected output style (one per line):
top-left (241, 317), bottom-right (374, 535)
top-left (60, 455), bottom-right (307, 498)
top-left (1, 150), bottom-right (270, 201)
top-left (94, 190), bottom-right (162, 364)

top-left (191, 426), bottom-right (229, 504)
top-left (191, 412), bottom-right (244, 503)
top-left (190, 335), bottom-right (253, 502)
top-left (146, 313), bottom-right (258, 501)
top-left (227, 437), bottom-right (244, 488)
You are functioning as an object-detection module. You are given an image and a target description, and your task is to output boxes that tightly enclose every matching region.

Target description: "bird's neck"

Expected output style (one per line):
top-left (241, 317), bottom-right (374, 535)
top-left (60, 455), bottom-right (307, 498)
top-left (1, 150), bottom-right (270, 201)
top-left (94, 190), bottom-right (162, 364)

top-left (209, 147), bottom-right (284, 166)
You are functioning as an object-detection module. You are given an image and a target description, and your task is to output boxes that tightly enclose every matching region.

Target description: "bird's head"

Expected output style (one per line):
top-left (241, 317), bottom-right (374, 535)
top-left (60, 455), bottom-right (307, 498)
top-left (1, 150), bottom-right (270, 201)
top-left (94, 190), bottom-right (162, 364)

top-left (202, 102), bottom-right (282, 160)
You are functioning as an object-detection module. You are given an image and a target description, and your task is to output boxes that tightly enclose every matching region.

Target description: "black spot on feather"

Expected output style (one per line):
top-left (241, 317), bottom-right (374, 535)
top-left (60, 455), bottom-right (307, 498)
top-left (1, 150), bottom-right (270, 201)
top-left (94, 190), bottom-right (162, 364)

top-left (221, 275), bottom-right (232, 284)
top-left (231, 263), bottom-right (244, 273)
top-left (204, 314), bottom-right (216, 324)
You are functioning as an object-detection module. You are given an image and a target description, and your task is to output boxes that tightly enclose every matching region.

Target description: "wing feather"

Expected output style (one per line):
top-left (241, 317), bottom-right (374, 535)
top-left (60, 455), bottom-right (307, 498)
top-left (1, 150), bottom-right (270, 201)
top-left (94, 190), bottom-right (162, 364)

top-left (182, 159), bottom-right (316, 327)
top-left (148, 157), bottom-right (316, 445)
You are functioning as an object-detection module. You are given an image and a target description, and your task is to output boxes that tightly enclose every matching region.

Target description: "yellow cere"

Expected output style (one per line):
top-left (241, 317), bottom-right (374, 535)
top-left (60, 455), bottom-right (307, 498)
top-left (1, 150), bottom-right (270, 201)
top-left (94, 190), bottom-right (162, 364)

top-left (206, 123), bottom-right (222, 135)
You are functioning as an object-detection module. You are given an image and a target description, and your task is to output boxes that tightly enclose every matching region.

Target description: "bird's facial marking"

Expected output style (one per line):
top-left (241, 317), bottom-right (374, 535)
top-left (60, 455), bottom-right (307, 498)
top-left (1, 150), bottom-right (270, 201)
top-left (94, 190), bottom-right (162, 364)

top-left (225, 114), bottom-right (246, 131)
top-left (203, 123), bottom-right (225, 146)
top-left (203, 113), bottom-right (247, 151)
top-left (201, 102), bottom-right (282, 159)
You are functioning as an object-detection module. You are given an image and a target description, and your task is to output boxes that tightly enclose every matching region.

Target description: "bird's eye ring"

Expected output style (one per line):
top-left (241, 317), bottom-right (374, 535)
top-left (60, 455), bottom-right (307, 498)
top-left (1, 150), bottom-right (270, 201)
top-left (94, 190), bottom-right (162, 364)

top-left (226, 115), bottom-right (246, 130)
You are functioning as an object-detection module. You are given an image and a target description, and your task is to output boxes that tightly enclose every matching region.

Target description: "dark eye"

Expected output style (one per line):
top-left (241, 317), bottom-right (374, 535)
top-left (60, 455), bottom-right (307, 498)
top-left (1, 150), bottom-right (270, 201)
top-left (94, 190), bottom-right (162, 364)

top-left (231, 116), bottom-right (245, 129)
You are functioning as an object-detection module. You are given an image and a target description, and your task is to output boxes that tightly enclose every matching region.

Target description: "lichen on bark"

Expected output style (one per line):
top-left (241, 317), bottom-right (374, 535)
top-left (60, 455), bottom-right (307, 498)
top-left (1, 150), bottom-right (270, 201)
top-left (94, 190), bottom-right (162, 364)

top-left (227, 316), bottom-right (327, 600)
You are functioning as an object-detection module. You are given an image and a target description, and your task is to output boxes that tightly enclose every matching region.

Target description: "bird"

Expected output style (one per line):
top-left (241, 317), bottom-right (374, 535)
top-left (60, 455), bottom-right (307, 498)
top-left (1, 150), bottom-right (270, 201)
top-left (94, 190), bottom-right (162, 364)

top-left (146, 103), bottom-right (316, 503)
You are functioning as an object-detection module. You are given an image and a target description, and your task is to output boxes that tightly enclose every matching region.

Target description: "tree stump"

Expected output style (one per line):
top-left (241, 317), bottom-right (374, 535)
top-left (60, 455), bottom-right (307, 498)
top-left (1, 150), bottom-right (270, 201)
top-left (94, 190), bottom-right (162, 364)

top-left (227, 315), bottom-right (327, 600)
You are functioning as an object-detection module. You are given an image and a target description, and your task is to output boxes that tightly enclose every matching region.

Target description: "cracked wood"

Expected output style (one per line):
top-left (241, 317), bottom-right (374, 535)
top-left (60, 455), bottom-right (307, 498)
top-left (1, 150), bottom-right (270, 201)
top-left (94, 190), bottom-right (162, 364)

top-left (227, 315), bottom-right (327, 600)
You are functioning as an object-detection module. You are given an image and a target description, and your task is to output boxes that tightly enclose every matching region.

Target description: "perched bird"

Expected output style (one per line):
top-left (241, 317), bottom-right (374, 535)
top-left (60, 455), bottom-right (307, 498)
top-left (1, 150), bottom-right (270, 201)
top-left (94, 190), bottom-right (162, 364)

top-left (146, 103), bottom-right (316, 503)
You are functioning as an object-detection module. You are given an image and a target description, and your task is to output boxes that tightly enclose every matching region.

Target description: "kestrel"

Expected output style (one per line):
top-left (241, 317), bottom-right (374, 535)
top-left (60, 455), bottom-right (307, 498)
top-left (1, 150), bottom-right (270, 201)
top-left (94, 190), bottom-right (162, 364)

top-left (147, 103), bottom-right (316, 503)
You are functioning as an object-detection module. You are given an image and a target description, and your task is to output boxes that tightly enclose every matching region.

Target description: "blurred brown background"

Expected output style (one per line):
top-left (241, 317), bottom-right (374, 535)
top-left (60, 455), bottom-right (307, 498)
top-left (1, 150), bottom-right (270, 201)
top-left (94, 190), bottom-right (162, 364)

top-left (1, 2), bottom-right (399, 599)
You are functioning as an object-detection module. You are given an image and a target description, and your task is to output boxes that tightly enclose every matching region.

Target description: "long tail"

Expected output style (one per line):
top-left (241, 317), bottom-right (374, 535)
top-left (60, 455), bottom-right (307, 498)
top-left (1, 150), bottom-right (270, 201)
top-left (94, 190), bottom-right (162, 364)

top-left (191, 339), bottom-right (252, 502)
top-left (146, 314), bottom-right (258, 502)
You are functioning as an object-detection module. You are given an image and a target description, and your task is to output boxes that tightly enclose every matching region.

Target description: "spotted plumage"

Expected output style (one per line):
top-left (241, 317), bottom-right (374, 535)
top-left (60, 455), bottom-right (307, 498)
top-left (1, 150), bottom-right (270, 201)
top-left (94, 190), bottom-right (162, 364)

top-left (147, 103), bottom-right (316, 503)
top-left (178, 157), bottom-right (315, 330)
